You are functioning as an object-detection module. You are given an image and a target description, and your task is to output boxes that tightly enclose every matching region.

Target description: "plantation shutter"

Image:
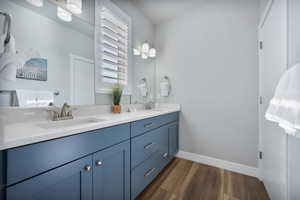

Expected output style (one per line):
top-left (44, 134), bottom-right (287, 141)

top-left (99, 7), bottom-right (129, 85)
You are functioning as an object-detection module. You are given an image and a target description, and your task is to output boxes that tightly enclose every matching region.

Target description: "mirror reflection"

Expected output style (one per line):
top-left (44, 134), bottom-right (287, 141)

top-left (0, 0), bottom-right (157, 107)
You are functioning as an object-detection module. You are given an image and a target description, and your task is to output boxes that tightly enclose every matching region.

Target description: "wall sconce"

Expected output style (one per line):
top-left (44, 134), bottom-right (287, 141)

top-left (57, 7), bottom-right (72, 22)
top-left (26, 0), bottom-right (43, 7)
top-left (67, 0), bottom-right (82, 14)
top-left (133, 42), bottom-right (156, 59)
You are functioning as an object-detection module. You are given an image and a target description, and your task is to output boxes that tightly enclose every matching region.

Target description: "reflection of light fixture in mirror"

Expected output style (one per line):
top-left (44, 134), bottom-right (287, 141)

top-left (67, 0), bottom-right (82, 14)
top-left (134, 42), bottom-right (156, 59)
top-left (26, 0), bottom-right (43, 7)
top-left (57, 7), bottom-right (72, 22)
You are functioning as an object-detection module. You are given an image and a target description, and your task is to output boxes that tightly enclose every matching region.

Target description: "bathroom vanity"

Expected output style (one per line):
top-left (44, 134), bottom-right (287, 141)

top-left (0, 108), bottom-right (179, 200)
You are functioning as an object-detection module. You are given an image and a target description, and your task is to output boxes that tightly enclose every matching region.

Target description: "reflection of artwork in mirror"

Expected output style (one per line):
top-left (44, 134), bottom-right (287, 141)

top-left (16, 58), bottom-right (48, 81)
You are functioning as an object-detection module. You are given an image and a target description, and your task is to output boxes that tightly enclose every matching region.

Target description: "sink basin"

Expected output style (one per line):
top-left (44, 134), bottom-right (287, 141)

top-left (37, 118), bottom-right (106, 130)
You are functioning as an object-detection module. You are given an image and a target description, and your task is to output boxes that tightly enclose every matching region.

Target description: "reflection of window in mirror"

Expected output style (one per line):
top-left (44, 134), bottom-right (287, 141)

top-left (95, 0), bottom-right (132, 95)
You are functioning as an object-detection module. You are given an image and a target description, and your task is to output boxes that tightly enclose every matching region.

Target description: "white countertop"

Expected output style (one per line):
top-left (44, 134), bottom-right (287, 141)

top-left (0, 105), bottom-right (180, 150)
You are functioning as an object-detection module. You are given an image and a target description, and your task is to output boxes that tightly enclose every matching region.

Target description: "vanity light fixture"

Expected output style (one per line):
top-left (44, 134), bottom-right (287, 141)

top-left (141, 43), bottom-right (150, 54)
top-left (67, 0), bottom-right (82, 14)
top-left (133, 42), bottom-right (156, 59)
top-left (149, 48), bottom-right (156, 58)
top-left (57, 7), bottom-right (72, 22)
top-left (26, 0), bottom-right (43, 7)
top-left (265, 62), bottom-right (300, 137)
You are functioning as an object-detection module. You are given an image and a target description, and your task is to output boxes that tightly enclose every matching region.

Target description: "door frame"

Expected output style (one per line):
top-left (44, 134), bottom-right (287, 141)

top-left (258, 0), bottom-right (289, 198)
top-left (258, 0), bottom-right (274, 181)
top-left (70, 54), bottom-right (95, 105)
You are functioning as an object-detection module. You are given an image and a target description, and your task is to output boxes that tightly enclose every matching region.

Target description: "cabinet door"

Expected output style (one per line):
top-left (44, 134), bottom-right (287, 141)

top-left (169, 122), bottom-right (179, 157)
top-left (93, 141), bottom-right (130, 200)
top-left (6, 156), bottom-right (93, 200)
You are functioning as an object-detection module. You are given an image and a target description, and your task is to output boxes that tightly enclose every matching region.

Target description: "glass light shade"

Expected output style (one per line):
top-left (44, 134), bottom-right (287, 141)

top-left (149, 48), bottom-right (156, 58)
top-left (26, 0), bottom-right (43, 7)
top-left (57, 7), bottom-right (72, 22)
top-left (67, 0), bottom-right (82, 14)
top-left (133, 48), bottom-right (141, 56)
top-left (265, 63), bottom-right (300, 137)
top-left (141, 43), bottom-right (150, 54)
top-left (141, 52), bottom-right (148, 59)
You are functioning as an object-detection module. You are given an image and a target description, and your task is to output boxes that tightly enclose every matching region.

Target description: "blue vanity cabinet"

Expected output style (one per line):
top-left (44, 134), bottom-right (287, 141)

top-left (168, 122), bottom-right (179, 158)
top-left (0, 112), bottom-right (179, 200)
top-left (93, 141), bottom-right (130, 200)
top-left (6, 155), bottom-right (93, 200)
top-left (131, 112), bottom-right (179, 199)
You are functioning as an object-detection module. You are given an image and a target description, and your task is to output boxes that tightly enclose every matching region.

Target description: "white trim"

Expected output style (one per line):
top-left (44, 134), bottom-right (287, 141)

top-left (176, 150), bottom-right (258, 178)
top-left (96, 88), bottom-right (131, 96)
top-left (257, 0), bottom-right (275, 182)
top-left (95, 0), bottom-right (133, 95)
top-left (70, 54), bottom-right (94, 105)
top-left (259, 0), bottom-right (274, 28)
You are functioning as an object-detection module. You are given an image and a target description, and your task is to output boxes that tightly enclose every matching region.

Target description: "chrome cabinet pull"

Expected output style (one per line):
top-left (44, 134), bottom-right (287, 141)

top-left (144, 142), bottom-right (155, 149)
top-left (144, 168), bottom-right (156, 177)
top-left (144, 123), bottom-right (153, 128)
top-left (96, 161), bottom-right (103, 166)
top-left (84, 165), bottom-right (92, 172)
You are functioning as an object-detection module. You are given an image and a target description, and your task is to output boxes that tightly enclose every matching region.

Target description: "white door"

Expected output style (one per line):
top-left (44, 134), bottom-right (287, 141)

top-left (70, 54), bottom-right (95, 105)
top-left (259, 0), bottom-right (288, 199)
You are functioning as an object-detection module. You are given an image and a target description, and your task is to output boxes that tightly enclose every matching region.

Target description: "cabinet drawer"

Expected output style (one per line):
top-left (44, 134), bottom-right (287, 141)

top-left (131, 152), bottom-right (169, 199)
top-left (5, 123), bottom-right (130, 185)
top-left (131, 126), bottom-right (168, 169)
top-left (131, 112), bottom-right (179, 137)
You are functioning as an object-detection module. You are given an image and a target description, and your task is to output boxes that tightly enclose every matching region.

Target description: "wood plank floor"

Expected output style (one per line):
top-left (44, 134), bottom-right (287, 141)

top-left (137, 158), bottom-right (270, 200)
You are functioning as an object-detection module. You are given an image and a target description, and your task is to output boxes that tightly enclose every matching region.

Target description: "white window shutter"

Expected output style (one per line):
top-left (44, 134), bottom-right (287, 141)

top-left (96, 6), bottom-right (129, 88)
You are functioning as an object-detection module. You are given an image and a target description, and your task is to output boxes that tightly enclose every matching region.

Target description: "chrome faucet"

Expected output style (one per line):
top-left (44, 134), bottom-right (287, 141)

top-left (47, 103), bottom-right (73, 121)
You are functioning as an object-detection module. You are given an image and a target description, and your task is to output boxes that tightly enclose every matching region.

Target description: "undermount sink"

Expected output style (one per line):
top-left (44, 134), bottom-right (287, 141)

top-left (37, 118), bottom-right (106, 130)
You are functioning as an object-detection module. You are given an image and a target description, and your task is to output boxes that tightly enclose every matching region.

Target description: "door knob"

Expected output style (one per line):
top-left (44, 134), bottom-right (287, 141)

top-left (84, 165), bottom-right (92, 172)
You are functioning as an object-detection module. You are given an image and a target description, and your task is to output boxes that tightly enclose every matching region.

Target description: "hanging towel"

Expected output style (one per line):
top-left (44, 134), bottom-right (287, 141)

top-left (0, 35), bottom-right (21, 81)
top-left (137, 83), bottom-right (148, 97)
top-left (0, 34), bottom-right (5, 54)
top-left (16, 89), bottom-right (54, 107)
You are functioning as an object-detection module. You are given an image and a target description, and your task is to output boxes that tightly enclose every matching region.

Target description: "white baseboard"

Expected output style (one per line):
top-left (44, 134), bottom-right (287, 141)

top-left (176, 150), bottom-right (258, 178)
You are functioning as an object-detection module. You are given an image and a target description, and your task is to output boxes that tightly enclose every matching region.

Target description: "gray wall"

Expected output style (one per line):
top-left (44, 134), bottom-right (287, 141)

top-left (287, 0), bottom-right (300, 199)
top-left (0, 0), bottom-right (94, 106)
top-left (155, 0), bottom-right (260, 167)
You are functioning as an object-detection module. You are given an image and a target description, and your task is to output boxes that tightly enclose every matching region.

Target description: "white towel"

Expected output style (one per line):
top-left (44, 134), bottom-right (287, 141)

top-left (0, 34), bottom-right (5, 54)
top-left (16, 89), bottom-right (54, 108)
top-left (138, 83), bottom-right (148, 97)
top-left (0, 35), bottom-right (21, 81)
top-left (160, 81), bottom-right (170, 97)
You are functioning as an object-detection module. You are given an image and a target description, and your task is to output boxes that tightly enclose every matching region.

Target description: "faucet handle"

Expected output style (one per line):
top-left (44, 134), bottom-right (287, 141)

top-left (46, 109), bottom-right (60, 121)
top-left (61, 103), bottom-right (73, 117)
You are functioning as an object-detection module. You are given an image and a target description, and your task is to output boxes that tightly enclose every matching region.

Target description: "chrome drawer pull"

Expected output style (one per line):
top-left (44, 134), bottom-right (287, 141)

top-left (144, 142), bottom-right (155, 149)
top-left (96, 161), bottom-right (103, 166)
top-left (144, 123), bottom-right (153, 128)
top-left (144, 168), bottom-right (156, 177)
top-left (163, 153), bottom-right (168, 158)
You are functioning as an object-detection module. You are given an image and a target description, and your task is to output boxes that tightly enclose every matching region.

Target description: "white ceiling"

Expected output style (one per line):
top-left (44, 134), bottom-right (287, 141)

top-left (130, 0), bottom-right (207, 25)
